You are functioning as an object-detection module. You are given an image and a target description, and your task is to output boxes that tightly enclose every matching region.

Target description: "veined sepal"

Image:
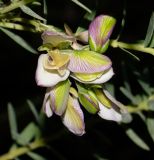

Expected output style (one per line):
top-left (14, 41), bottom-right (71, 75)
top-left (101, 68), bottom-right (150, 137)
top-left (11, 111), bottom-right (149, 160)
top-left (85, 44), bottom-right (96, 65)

top-left (50, 79), bottom-right (71, 116)
top-left (77, 84), bottom-right (99, 114)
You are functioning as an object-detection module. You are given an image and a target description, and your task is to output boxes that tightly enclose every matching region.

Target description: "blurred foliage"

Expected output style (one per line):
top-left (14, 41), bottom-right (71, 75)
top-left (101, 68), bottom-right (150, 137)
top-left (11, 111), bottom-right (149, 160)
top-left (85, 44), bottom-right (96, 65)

top-left (0, 0), bottom-right (154, 160)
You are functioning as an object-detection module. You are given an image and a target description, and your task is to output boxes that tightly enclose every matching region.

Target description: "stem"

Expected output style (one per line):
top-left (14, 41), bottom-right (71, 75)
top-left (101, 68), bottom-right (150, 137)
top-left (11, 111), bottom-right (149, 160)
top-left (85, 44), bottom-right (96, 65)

top-left (110, 40), bottom-right (154, 56)
top-left (127, 100), bottom-right (148, 113)
top-left (0, 0), bottom-right (35, 14)
top-left (0, 130), bottom-right (66, 160)
top-left (0, 139), bottom-right (45, 160)
top-left (0, 22), bottom-right (36, 32)
top-left (0, 18), bottom-right (62, 33)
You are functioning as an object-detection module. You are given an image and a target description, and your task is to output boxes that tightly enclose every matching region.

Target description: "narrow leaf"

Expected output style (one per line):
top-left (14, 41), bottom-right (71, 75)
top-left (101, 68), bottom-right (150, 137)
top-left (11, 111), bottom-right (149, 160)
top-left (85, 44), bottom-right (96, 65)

top-left (7, 103), bottom-right (18, 140)
top-left (20, 5), bottom-right (46, 22)
top-left (147, 98), bottom-right (154, 142)
top-left (147, 117), bottom-right (154, 142)
top-left (71, 0), bottom-right (92, 13)
top-left (126, 129), bottom-right (150, 151)
top-left (84, 10), bottom-right (96, 21)
top-left (0, 27), bottom-right (37, 54)
top-left (27, 99), bottom-right (40, 124)
top-left (120, 87), bottom-right (137, 105)
top-left (138, 80), bottom-right (151, 95)
top-left (16, 122), bottom-right (40, 145)
top-left (144, 12), bottom-right (154, 47)
top-left (120, 47), bottom-right (140, 61)
top-left (43, 0), bottom-right (47, 18)
top-left (27, 152), bottom-right (47, 160)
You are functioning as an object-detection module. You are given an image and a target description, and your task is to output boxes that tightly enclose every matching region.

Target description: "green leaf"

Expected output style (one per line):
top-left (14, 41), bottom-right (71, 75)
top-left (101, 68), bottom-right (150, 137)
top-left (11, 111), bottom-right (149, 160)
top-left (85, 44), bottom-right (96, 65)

top-left (120, 87), bottom-right (138, 105)
top-left (7, 103), bottom-right (18, 140)
top-left (116, 5), bottom-right (126, 40)
top-left (147, 117), bottom-right (154, 142)
top-left (93, 154), bottom-right (109, 160)
top-left (27, 99), bottom-right (40, 125)
top-left (0, 27), bottom-right (37, 54)
top-left (144, 12), bottom-right (154, 47)
top-left (84, 10), bottom-right (96, 21)
top-left (147, 98), bottom-right (154, 142)
top-left (148, 96), bottom-right (154, 111)
top-left (27, 152), bottom-right (47, 160)
top-left (20, 5), bottom-right (46, 23)
top-left (120, 47), bottom-right (140, 61)
top-left (71, 0), bottom-right (92, 13)
top-left (43, 0), bottom-right (47, 17)
top-left (16, 122), bottom-right (41, 145)
top-left (126, 129), bottom-right (150, 151)
top-left (138, 80), bottom-right (151, 95)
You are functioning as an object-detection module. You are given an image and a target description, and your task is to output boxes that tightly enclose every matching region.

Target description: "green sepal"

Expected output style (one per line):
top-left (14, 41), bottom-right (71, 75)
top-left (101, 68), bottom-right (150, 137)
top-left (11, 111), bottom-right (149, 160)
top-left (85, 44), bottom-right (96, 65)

top-left (77, 83), bottom-right (99, 114)
top-left (94, 88), bottom-right (112, 108)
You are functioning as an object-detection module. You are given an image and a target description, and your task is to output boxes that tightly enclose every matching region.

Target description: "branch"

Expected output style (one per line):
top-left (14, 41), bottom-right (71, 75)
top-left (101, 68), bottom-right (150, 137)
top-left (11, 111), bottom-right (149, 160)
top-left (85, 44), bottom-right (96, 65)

top-left (110, 40), bottom-right (154, 56)
top-left (0, 130), bottom-right (66, 160)
top-left (0, 0), bottom-right (35, 14)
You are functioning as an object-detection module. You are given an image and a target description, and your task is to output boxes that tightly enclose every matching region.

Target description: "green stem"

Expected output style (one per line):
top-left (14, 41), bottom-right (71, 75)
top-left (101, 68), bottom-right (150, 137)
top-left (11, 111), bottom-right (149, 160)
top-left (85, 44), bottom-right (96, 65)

top-left (0, 18), bottom-right (62, 33)
top-left (0, 139), bottom-right (45, 160)
top-left (0, 0), bottom-right (35, 14)
top-left (0, 130), bottom-right (66, 160)
top-left (110, 40), bottom-right (154, 56)
top-left (0, 21), bottom-right (36, 32)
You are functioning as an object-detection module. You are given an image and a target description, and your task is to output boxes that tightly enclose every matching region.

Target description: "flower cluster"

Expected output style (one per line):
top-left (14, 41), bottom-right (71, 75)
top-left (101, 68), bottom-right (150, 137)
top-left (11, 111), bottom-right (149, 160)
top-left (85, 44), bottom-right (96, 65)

top-left (35, 15), bottom-right (129, 136)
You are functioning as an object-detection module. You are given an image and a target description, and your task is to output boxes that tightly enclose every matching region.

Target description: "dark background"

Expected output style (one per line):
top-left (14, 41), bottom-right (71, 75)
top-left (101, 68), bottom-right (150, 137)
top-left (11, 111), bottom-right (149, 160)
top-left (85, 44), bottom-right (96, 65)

top-left (0, 0), bottom-right (154, 159)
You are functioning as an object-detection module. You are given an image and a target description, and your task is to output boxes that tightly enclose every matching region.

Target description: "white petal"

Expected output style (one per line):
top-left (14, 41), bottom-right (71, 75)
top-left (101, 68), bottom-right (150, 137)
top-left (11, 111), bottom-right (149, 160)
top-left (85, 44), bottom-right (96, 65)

top-left (98, 101), bottom-right (122, 122)
top-left (42, 88), bottom-right (53, 117)
top-left (45, 99), bottom-right (53, 117)
top-left (35, 54), bottom-right (70, 87)
top-left (71, 68), bottom-right (114, 84)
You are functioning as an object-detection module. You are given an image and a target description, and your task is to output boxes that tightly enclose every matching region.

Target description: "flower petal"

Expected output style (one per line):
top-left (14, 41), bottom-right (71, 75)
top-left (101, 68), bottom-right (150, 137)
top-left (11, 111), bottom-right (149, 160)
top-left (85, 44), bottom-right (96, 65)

top-left (102, 89), bottom-right (131, 122)
top-left (43, 88), bottom-right (53, 117)
top-left (97, 89), bottom-right (131, 122)
top-left (50, 80), bottom-right (71, 116)
top-left (68, 50), bottom-right (112, 73)
top-left (89, 15), bottom-right (116, 53)
top-left (71, 68), bottom-right (114, 84)
top-left (62, 96), bottom-right (85, 136)
top-left (72, 72), bottom-right (103, 82)
top-left (76, 30), bottom-right (88, 43)
top-left (98, 101), bottom-right (122, 122)
top-left (42, 31), bottom-right (74, 49)
top-left (35, 54), bottom-right (70, 87)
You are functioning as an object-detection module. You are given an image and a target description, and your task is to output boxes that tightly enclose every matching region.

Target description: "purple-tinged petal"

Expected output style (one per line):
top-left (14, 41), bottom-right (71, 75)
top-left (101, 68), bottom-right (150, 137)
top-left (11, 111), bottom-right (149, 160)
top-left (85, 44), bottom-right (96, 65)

top-left (62, 96), bottom-right (85, 136)
top-left (43, 88), bottom-right (53, 117)
top-left (50, 80), bottom-right (71, 116)
top-left (76, 30), bottom-right (88, 43)
top-left (68, 50), bottom-right (112, 73)
top-left (71, 68), bottom-right (114, 84)
top-left (42, 31), bottom-right (75, 47)
top-left (89, 15), bottom-right (116, 53)
top-left (35, 54), bottom-right (70, 87)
